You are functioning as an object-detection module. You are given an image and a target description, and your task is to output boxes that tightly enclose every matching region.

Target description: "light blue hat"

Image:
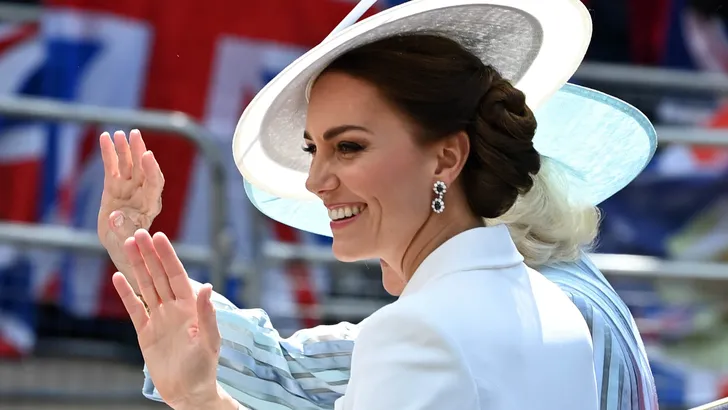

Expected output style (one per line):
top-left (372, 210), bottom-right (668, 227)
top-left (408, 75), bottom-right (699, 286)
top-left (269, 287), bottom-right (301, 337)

top-left (232, 0), bottom-right (657, 238)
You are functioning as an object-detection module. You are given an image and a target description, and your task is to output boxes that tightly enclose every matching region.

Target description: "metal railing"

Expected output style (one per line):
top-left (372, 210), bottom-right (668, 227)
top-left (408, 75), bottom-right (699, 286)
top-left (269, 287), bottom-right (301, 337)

top-left (574, 62), bottom-right (728, 94)
top-left (0, 96), bottom-right (238, 403)
top-left (262, 240), bottom-right (728, 281)
top-left (0, 71), bottom-right (708, 321)
top-left (0, 221), bottom-right (249, 278)
top-left (654, 127), bottom-right (728, 146)
top-left (262, 235), bottom-right (728, 320)
top-left (0, 96), bottom-right (235, 293)
top-left (0, 3), bottom-right (41, 23)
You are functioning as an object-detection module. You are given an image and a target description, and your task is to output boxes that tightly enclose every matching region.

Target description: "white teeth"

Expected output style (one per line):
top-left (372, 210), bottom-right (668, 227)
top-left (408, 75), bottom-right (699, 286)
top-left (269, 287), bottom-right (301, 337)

top-left (328, 205), bottom-right (365, 221)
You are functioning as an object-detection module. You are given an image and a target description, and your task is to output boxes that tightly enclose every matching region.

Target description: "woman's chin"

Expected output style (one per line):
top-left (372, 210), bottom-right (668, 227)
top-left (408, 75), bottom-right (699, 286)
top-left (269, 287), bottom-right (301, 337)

top-left (331, 239), bottom-right (370, 263)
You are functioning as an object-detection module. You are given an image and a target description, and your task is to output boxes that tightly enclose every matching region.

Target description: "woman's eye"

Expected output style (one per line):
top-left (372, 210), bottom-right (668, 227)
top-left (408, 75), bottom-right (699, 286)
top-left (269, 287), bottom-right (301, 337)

top-left (338, 141), bottom-right (364, 153)
top-left (302, 144), bottom-right (316, 154)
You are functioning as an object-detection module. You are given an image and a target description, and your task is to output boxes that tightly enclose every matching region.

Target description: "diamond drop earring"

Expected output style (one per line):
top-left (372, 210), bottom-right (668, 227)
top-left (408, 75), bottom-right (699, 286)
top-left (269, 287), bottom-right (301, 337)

top-left (431, 181), bottom-right (447, 214)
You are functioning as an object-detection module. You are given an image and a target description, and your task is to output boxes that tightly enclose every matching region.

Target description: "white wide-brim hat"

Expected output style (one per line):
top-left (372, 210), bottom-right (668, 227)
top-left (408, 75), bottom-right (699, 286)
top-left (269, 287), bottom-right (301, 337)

top-left (232, 0), bottom-right (657, 238)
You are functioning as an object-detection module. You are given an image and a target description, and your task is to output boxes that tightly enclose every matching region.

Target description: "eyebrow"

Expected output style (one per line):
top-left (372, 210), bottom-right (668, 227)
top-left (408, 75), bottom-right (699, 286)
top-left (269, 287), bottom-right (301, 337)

top-left (303, 125), bottom-right (372, 141)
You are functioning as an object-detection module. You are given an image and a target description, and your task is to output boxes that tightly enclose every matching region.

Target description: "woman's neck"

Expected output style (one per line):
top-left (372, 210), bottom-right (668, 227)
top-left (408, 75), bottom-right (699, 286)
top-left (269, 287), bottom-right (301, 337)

top-left (395, 208), bottom-right (483, 282)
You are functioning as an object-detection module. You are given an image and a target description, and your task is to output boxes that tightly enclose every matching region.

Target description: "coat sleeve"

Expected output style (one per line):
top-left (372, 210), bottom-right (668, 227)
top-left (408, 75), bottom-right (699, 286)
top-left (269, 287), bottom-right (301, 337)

top-left (142, 280), bottom-right (360, 410)
top-left (334, 306), bottom-right (478, 410)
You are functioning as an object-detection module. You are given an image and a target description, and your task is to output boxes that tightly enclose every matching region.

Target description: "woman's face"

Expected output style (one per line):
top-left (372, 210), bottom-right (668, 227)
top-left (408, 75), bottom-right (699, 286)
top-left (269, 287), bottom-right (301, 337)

top-left (304, 72), bottom-right (437, 277)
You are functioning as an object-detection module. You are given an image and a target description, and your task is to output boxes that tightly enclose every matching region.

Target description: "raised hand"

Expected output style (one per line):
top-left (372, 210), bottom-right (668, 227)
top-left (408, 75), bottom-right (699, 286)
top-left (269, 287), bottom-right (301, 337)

top-left (98, 130), bottom-right (164, 291)
top-left (112, 229), bottom-right (238, 410)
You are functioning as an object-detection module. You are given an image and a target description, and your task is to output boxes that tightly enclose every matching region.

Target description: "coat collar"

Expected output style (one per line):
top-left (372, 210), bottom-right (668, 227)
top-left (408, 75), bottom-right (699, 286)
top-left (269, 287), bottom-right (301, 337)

top-left (400, 224), bottom-right (524, 297)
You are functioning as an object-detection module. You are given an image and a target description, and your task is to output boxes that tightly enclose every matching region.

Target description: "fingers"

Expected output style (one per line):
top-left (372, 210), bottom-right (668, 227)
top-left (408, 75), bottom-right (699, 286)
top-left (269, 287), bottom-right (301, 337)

top-left (152, 232), bottom-right (194, 300)
top-left (112, 272), bottom-right (149, 332)
top-left (196, 284), bottom-right (221, 349)
top-left (100, 130), bottom-right (151, 182)
top-left (114, 130), bottom-right (133, 180)
top-left (124, 236), bottom-right (161, 311)
top-left (129, 129), bottom-right (147, 182)
top-left (99, 132), bottom-right (120, 179)
top-left (134, 230), bottom-right (175, 302)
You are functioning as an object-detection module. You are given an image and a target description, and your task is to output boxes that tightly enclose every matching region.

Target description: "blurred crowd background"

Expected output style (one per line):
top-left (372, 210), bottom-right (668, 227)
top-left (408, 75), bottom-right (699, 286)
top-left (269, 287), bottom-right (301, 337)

top-left (0, 0), bottom-right (726, 409)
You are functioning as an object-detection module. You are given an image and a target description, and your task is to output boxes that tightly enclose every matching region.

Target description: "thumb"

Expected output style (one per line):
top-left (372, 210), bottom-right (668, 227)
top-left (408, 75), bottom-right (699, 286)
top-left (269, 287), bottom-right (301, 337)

top-left (197, 284), bottom-right (221, 349)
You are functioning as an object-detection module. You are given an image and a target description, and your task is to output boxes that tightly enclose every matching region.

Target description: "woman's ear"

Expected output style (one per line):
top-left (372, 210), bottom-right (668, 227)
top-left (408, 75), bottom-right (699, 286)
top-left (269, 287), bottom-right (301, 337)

top-left (433, 131), bottom-right (470, 184)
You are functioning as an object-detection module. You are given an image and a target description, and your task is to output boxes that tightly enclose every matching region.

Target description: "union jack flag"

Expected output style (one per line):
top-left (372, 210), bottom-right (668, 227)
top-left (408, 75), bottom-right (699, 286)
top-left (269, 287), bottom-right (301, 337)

top-left (0, 0), bottom-right (404, 357)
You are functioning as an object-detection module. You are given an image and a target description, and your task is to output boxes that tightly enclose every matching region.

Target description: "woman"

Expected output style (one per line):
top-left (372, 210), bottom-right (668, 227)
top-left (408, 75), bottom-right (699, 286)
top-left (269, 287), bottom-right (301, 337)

top-left (102, 1), bottom-right (658, 409)
top-left (99, 133), bottom-right (657, 410)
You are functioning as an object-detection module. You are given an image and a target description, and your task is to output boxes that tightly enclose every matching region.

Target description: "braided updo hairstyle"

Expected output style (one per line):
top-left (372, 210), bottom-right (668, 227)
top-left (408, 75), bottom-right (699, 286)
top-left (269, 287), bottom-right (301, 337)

top-left (325, 33), bottom-right (541, 222)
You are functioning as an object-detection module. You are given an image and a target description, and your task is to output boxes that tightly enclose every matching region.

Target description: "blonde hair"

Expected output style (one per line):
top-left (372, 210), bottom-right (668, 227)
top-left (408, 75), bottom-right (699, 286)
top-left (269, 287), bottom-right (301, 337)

top-left (487, 157), bottom-right (601, 267)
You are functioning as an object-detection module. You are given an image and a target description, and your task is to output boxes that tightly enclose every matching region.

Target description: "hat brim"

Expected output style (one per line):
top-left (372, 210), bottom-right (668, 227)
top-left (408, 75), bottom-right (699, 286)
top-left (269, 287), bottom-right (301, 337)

top-left (242, 83), bottom-right (658, 238)
top-left (233, 0), bottom-right (592, 202)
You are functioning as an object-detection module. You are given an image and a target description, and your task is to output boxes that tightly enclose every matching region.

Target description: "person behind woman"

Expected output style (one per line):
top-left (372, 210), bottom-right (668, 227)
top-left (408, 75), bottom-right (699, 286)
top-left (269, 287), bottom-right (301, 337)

top-left (101, 1), bottom-right (657, 409)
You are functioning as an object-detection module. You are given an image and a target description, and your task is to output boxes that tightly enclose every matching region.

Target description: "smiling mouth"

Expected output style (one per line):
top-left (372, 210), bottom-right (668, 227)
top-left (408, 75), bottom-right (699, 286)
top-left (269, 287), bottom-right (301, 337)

top-left (328, 204), bottom-right (367, 221)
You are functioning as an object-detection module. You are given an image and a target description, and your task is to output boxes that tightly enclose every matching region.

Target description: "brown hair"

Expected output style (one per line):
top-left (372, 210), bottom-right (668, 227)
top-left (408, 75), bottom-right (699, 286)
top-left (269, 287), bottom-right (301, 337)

top-left (324, 33), bottom-right (540, 219)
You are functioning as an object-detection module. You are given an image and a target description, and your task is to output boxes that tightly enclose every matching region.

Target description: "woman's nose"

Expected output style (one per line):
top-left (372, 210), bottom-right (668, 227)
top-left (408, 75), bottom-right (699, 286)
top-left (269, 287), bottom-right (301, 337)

top-left (305, 158), bottom-right (338, 197)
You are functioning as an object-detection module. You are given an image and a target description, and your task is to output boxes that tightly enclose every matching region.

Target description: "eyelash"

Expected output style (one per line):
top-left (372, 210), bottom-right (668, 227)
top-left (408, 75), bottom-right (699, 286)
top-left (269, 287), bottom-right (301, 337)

top-left (302, 142), bottom-right (364, 155)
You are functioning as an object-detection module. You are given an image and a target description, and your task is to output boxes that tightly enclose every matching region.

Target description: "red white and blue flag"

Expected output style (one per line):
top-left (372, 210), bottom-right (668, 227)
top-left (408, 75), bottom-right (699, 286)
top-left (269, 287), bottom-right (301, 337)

top-left (0, 20), bottom-right (45, 357)
top-left (0, 0), bottom-right (403, 356)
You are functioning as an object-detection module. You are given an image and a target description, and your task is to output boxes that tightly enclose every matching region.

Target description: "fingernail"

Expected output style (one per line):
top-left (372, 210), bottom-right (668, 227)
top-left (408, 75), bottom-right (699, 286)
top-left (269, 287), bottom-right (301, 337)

top-left (132, 129), bottom-right (139, 133)
top-left (113, 213), bottom-right (124, 228)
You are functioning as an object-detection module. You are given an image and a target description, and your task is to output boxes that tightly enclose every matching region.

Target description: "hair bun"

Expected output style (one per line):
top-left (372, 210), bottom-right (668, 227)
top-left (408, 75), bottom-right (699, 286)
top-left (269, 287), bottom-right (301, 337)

top-left (478, 77), bottom-right (536, 143)
top-left (461, 67), bottom-right (541, 218)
